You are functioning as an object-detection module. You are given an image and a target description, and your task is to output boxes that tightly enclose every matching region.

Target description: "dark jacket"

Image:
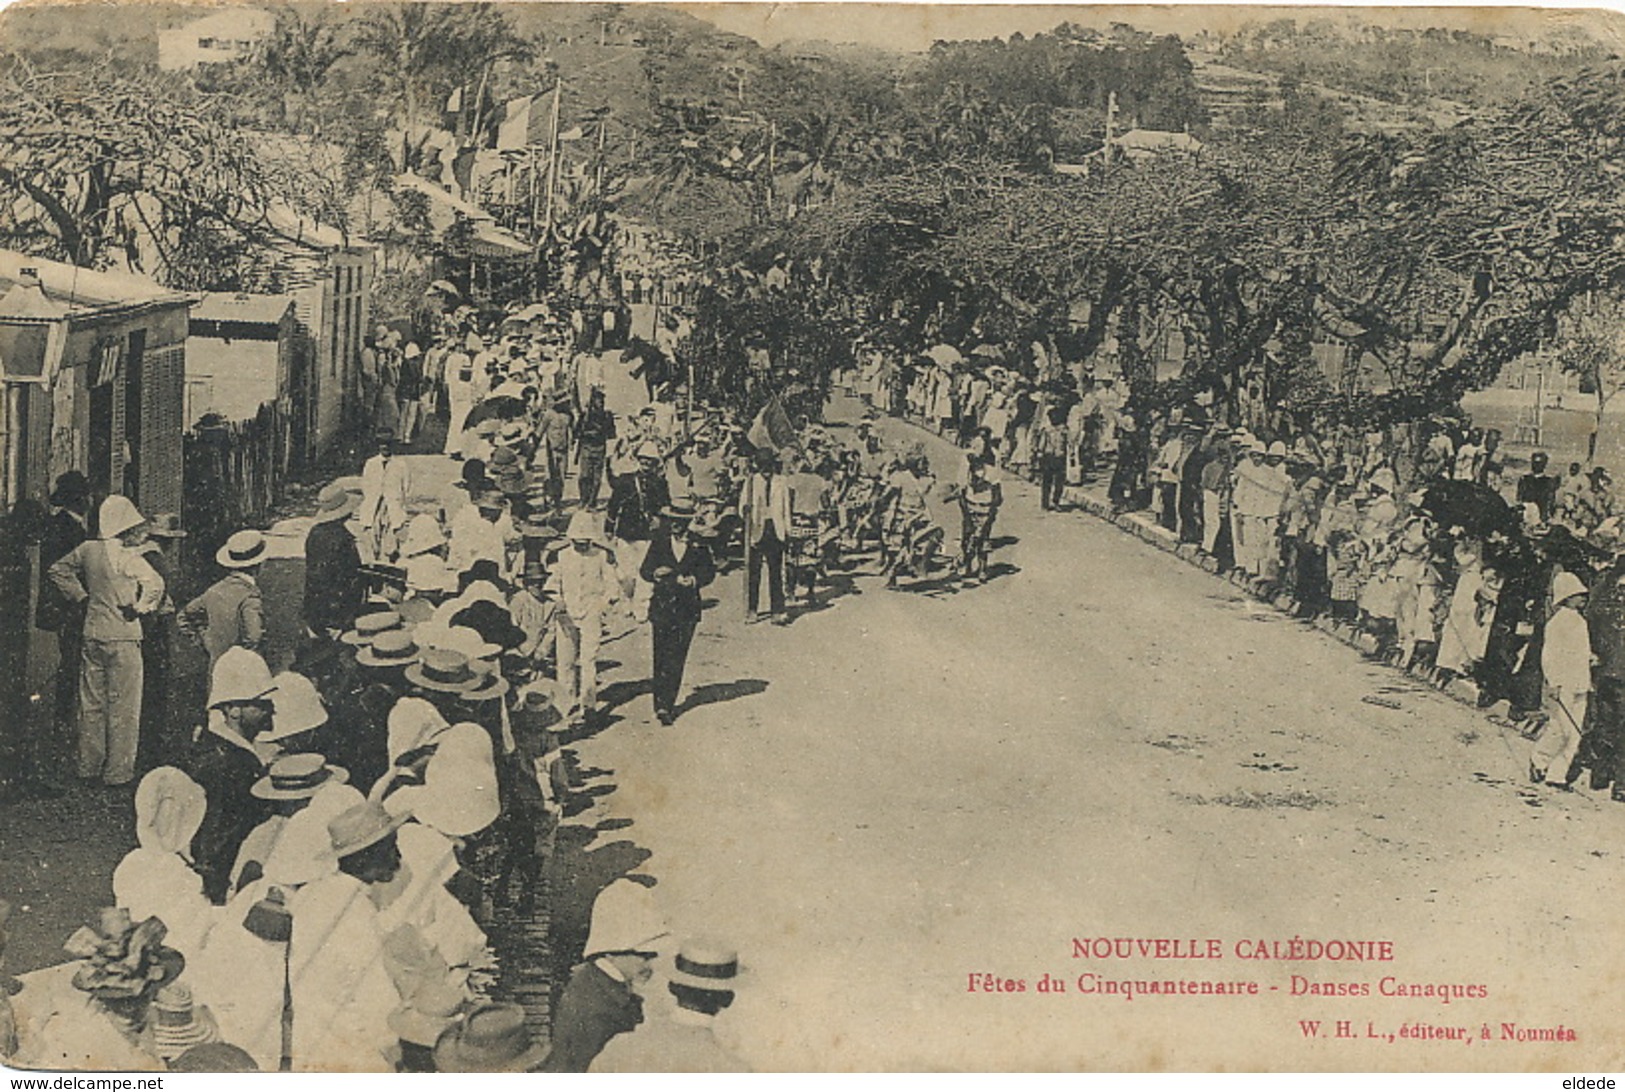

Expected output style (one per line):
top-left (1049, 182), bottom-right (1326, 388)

top-left (640, 531), bottom-right (715, 625)
top-left (303, 519), bottom-right (366, 633)
top-left (606, 470), bottom-right (669, 543)
top-left (184, 727), bottom-right (270, 903)
top-left (36, 509), bottom-right (87, 630)
top-left (541, 960), bottom-right (643, 1072)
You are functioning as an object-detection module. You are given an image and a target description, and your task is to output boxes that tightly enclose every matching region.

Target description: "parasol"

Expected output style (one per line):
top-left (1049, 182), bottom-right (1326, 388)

top-left (926, 344), bottom-right (964, 368)
top-left (970, 343), bottom-right (1004, 361)
top-left (1417, 479), bottom-right (1516, 538)
top-left (428, 280), bottom-right (460, 298)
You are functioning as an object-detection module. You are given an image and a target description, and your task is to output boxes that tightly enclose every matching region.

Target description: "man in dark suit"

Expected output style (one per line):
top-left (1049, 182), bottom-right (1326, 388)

top-left (302, 483), bottom-right (365, 639)
top-left (640, 500), bottom-right (715, 725)
top-left (38, 471), bottom-right (91, 756)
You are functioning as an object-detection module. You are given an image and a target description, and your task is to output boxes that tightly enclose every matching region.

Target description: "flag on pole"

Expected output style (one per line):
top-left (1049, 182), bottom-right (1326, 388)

top-left (496, 95), bottom-right (534, 151)
top-left (747, 394), bottom-right (798, 453)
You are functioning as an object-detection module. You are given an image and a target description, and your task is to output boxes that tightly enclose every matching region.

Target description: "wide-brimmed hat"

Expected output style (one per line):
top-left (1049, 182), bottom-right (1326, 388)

top-left (405, 648), bottom-right (482, 694)
top-left (474, 489), bottom-right (509, 512)
top-left (449, 600), bottom-right (527, 653)
top-left (459, 660), bottom-right (510, 702)
top-left (488, 445), bottom-right (519, 468)
top-left (150, 983), bottom-right (220, 1061)
top-left (216, 529), bottom-right (269, 569)
top-left (389, 981), bottom-right (468, 1047)
top-left (432, 1003), bottom-right (546, 1073)
top-left (208, 647), bottom-right (276, 707)
top-left (356, 629), bottom-right (421, 669)
top-left (251, 753), bottom-right (349, 801)
top-left (49, 470), bottom-right (90, 508)
top-left (262, 671), bottom-right (329, 742)
top-left (660, 500), bottom-right (698, 522)
top-left (416, 622), bottom-right (501, 663)
top-left (146, 513), bottom-right (187, 539)
top-left (583, 878), bottom-right (670, 958)
top-left (324, 801), bottom-right (406, 860)
top-left (634, 440), bottom-right (662, 461)
top-left (341, 610), bottom-right (406, 646)
top-left (519, 514), bottom-right (560, 540)
top-left (168, 1043), bottom-right (259, 1072)
top-left (669, 939), bottom-right (745, 994)
top-left (311, 483), bottom-right (360, 524)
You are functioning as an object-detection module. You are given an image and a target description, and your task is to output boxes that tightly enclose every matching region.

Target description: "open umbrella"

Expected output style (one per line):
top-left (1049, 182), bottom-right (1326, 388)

top-left (970, 343), bottom-right (1004, 361)
top-left (428, 280), bottom-right (460, 298)
top-left (926, 344), bottom-right (963, 368)
top-left (461, 394), bottom-right (529, 431)
top-left (1418, 479), bottom-right (1516, 538)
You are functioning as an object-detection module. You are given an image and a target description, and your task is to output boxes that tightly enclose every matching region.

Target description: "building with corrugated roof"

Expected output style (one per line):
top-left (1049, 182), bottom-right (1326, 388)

top-left (0, 248), bottom-right (194, 519)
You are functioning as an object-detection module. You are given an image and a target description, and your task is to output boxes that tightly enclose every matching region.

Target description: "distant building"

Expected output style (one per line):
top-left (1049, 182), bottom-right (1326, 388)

top-left (1112, 129), bottom-right (1205, 161)
top-left (0, 248), bottom-right (194, 519)
top-left (185, 292), bottom-right (299, 429)
top-left (157, 7), bottom-right (275, 71)
top-left (263, 205), bottom-right (376, 463)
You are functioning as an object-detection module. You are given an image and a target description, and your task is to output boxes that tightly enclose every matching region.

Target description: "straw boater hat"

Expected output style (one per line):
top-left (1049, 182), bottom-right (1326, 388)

top-left (669, 939), bottom-right (744, 995)
top-left (251, 753), bottom-right (349, 801)
top-left (216, 529), bottom-right (269, 570)
top-left (356, 628), bottom-right (421, 670)
top-left (405, 648), bottom-right (483, 695)
top-left (432, 1003), bottom-right (546, 1073)
top-left (661, 499), bottom-right (698, 522)
top-left (149, 983), bottom-right (220, 1061)
top-left (311, 482), bottom-right (360, 524)
top-left (324, 801), bottom-right (406, 861)
top-left (146, 514), bottom-right (187, 539)
top-left (342, 610), bottom-right (406, 647)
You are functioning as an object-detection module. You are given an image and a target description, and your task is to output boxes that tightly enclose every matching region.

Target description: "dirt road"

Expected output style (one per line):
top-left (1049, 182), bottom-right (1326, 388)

top-left (575, 412), bottom-right (1625, 1071)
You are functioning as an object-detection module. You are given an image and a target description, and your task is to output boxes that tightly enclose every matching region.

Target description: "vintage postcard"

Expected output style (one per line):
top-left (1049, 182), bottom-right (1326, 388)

top-left (1, 0), bottom-right (1624, 1073)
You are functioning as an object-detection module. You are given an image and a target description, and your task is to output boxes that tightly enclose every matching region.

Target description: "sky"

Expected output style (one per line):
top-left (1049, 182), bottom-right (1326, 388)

top-left (678, 2), bottom-right (1625, 52)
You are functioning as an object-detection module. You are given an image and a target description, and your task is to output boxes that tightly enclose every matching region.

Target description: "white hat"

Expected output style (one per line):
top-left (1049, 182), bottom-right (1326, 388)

top-left (215, 529), bottom-right (269, 569)
top-left (99, 495), bottom-right (146, 539)
top-left (1553, 571), bottom-right (1587, 603)
top-left (582, 879), bottom-right (670, 959)
top-left (1266, 441), bottom-right (1288, 459)
top-left (384, 696), bottom-right (450, 768)
top-left (133, 767), bottom-right (207, 857)
top-left (262, 782), bottom-right (364, 886)
top-left (566, 510), bottom-right (603, 544)
top-left (208, 647), bottom-right (276, 707)
top-left (388, 723), bottom-right (499, 837)
top-left (262, 672), bottom-right (328, 743)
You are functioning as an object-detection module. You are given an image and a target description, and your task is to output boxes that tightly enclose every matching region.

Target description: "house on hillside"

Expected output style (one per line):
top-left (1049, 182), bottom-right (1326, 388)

top-left (157, 7), bottom-right (274, 71)
top-left (1112, 128), bottom-right (1204, 161)
top-left (0, 249), bottom-right (193, 520)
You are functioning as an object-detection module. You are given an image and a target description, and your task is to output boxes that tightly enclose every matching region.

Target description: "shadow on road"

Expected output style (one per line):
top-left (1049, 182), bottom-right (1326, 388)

top-left (679, 677), bottom-right (769, 714)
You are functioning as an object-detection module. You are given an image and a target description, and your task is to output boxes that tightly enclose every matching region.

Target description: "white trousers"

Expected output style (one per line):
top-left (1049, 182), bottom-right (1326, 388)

top-left (555, 611), bottom-right (602, 710)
